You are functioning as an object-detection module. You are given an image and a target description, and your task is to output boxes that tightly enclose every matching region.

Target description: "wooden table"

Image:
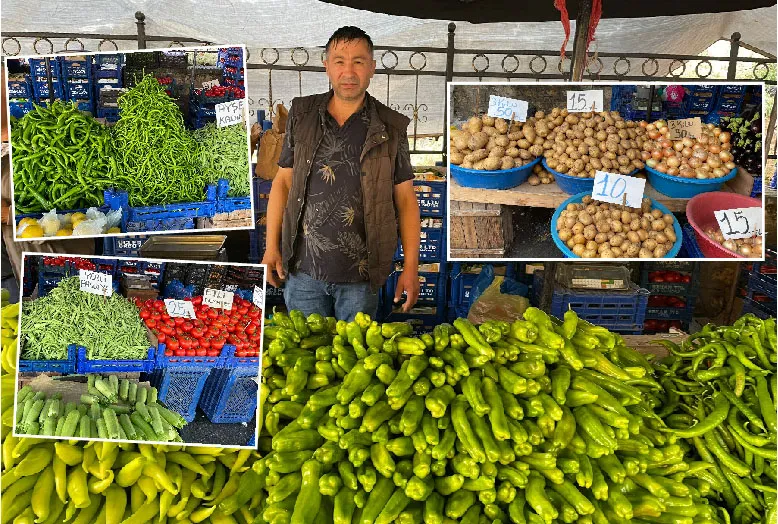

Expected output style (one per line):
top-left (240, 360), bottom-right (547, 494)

top-left (449, 168), bottom-right (757, 213)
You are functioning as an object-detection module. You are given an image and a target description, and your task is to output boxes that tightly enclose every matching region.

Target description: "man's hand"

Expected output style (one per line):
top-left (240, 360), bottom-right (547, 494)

top-left (393, 269), bottom-right (420, 313)
top-left (262, 249), bottom-right (286, 288)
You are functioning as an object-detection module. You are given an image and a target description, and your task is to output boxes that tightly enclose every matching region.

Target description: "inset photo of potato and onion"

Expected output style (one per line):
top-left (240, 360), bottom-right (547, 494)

top-left (447, 82), bottom-right (767, 261)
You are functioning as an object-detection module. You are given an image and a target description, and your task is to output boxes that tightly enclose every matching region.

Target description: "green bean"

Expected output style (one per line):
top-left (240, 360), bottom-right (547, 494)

top-left (192, 123), bottom-right (251, 197)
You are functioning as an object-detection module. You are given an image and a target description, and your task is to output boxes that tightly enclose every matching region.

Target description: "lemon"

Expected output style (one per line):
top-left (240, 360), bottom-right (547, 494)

top-left (106, 227), bottom-right (121, 233)
top-left (62, 213), bottom-right (73, 224)
top-left (71, 212), bottom-right (87, 223)
top-left (55, 228), bottom-right (73, 236)
top-left (17, 217), bottom-right (38, 228)
top-left (19, 225), bottom-right (44, 238)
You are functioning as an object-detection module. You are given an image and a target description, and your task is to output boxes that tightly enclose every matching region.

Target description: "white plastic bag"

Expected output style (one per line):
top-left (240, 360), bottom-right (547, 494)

top-left (39, 209), bottom-right (61, 236)
top-left (73, 207), bottom-right (108, 236)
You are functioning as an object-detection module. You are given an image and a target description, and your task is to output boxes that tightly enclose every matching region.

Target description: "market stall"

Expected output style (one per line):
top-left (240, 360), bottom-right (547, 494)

top-left (6, 47), bottom-right (252, 239)
top-left (449, 84), bottom-right (766, 259)
top-left (12, 254), bottom-right (264, 446)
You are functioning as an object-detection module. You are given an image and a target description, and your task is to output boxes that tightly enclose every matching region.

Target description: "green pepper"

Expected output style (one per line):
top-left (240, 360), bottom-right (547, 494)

top-left (454, 318), bottom-right (494, 358)
top-left (510, 320), bottom-right (539, 343)
top-left (366, 322), bottom-right (385, 349)
top-left (382, 322), bottom-right (413, 338)
top-left (433, 324), bottom-right (452, 351)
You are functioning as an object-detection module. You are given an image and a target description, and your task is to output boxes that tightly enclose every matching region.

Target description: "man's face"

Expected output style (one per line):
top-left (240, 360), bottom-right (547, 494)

top-left (324, 38), bottom-right (376, 102)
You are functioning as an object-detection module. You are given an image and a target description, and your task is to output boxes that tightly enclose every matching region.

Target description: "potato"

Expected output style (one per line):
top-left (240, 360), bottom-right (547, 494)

top-left (600, 247), bottom-right (615, 258)
top-left (535, 121), bottom-right (550, 138)
top-left (528, 174), bottom-right (541, 186)
top-left (582, 249), bottom-right (597, 258)
top-left (584, 224), bottom-right (597, 240)
top-left (465, 149), bottom-right (488, 163)
top-left (594, 233), bottom-right (608, 244)
top-left (495, 118), bottom-right (508, 134)
top-left (529, 145), bottom-right (544, 158)
top-left (572, 244), bottom-right (586, 256)
top-left (461, 160), bottom-right (474, 169)
top-left (596, 221), bottom-right (611, 234)
top-left (643, 239), bottom-right (657, 251)
top-left (558, 228), bottom-right (572, 241)
top-left (468, 132), bottom-right (489, 151)
top-left (611, 220), bottom-right (623, 233)
top-left (611, 246), bottom-right (623, 257)
top-left (482, 126), bottom-right (497, 136)
top-left (630, 219), bottom-right (641, 231)
top-left (626, 243), bottom-right (640, 257)
top-left (663, 214), bottom-right (675, 225)
top-left (621, 211), bottom-right (632, 224)
top-left (627, 231), bottom-right (640, 244)
top-left (508, 131), bottom-right (522, 141)
top-left (653, 246), bottom-right (668, 258)
top-left (451, 151), bottom-right (465, 165)
top-left (489, 146), bottom-right (506, 158)
top-left (566, 239), bottom-right (576, 249)
top-left (664, 227), bottom-right (677, 243)
top-left (585, 240), bottom-right (598, 252)
top-left (495, 135), bottom-right (510, 147)
top-left (655, 232), bottom-right (668, 244)
top-left (572, 233), bottom-right (587, 245)
top-left (501, 156), bottom-right (514, 170)
top-left (578, 212), bottom-right (593, 226)
top-left (652, 220), bottom-right (666, 232)
top-left (473, 160), bottom-right (486, 170)
top-left (638, 248), bottom-right (653, 258)
top-left (609, 234), bottom-right (625, 247)
top-left (483, 157), bottom-right (501, 171)
top-left (637, 229), bottom-right (648, 242)
top-left (467, 116), bottom-right (483, 133)
top-left (522, 124), bottom-right (536, 143)
top-left (505, 147), bottom-right (521, 159)
top-left (651, 209), bottom-right (664, 220)
top-left (481, 115), bottom-right (495, 127)
top-left (453, 133), bottom-right (470, 151)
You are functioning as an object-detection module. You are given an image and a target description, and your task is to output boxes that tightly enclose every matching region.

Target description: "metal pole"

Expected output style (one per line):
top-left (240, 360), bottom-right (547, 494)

top-left (727, 32), bottom-right (741, 80)
top-left (44, 56), bottom-right (55, 104)
top-left (443, 22), bottom-right (456, 161)
top-left (570, 0), bottom-right (593, 81)
top-left (765, 90), bottom-right (777, 160)
top-left (136, 11), bottom-right (147, 50)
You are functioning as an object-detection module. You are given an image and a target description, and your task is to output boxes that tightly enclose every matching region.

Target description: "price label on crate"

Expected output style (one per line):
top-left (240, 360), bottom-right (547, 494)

top-left (567, 90), bottom-right (604, 112)
top-left (487, 95), bottom-right (528, 121)
top-left (117, 239), bottom-right (144, 250)
top-left (202, 79), bottom-right (220, 89)
top-left (215, 99), bottom-right (245, 128)
top-left (667, 117), bottom-right (702, 140)
top-left (253, 286), bottom-right (265, 308)
top-left (592, 171), bottom-right (646, 209)
top-left (713, 207), bottom-right (763, 240)
top-left (203, 288), bottom-right (234, 310)
top-left (79, 270), bottom-right (112, 297)
top-left (164, 299), bottom-right (197, 319)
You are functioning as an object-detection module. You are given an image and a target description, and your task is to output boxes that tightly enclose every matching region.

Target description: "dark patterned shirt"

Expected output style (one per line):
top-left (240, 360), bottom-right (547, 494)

top-left (279, 93), bottom-right (414, 283)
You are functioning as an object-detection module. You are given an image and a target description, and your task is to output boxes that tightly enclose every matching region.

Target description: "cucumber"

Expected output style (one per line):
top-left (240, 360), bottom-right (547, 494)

top-left (79, 416), bottom-right (91, 438)
top-left (155, 403), bottom-right (188, 429)
top-left (23, 399), bottom-right (45, 427)
top-left (148, 405), bottom-right (165, 437)
top-left (136, 386), bottom-right (148, 405)
top-left (90, 403), bottom-right (102, 421)
top-left (54, 416), bottom-right (65, 437)
top-left (117, 423), bottom-right (127, 440)
top-left (41, 415), bottom-right (57, 436)
top-left (96, 418), bottom-right (108, 439)
top-left (108, 404), bottom-right (131, 415)
top-left (119, 414), bottom-right (138, 441)
top-left (135, 402), bottom-right (152, 423)
top-left (108, 375), bottom-right (119, 396)
top-left (147, 387), bottom-right (158, 405)
top-left (77, 405), bottom-right (88, 416)
top-left (88, 375), bottom-right (96, 388)
top-left (128, 382), bottom-right (138, 403)
top-left (64, 402), bottom-right (77, 415)
top-left (25, 421), bottom-right (40, 435)
top-left (62, 410), bottom-right (81, 437)
top-left (103, 408), bottom-right (121, 440)
top-left (119, 379), bottom-right (129, 401)
top-left (80, 394), bottom-right (104, 405)
top-left (130, 412), bottom-right (157, 441)
top-left (39, 399), bottom-right (54, 424)
top-left (47, 399), bottom-right (61, 419)
top-left (94, 378), bottom-right (117, 403)
top-left (16, 385), bottom-right (32, 404)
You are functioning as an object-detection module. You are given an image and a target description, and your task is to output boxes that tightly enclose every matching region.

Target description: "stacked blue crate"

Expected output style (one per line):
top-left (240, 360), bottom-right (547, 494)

top-left (706, 85), bottom-right (747, 124)
top-left (94, 53), bottom-right (123, 122)
top-left (741, 250), bottom-right (777, 319)
top-left (610, 85), bottom-right (667, 121)
top-left (29, 58), bottom-right (65, 102)
top-left (62, 56), bottom-right (96, 113)
top-left (7, 75), bottom-right (34, 118)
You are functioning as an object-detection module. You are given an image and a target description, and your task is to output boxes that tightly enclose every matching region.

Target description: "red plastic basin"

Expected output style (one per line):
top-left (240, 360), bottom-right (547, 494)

top-left (686, 192), bottom-right (762, 258)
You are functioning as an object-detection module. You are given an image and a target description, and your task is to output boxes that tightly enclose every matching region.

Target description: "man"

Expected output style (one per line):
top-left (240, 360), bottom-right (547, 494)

top-left (262, 26), bottom-right (421, 321)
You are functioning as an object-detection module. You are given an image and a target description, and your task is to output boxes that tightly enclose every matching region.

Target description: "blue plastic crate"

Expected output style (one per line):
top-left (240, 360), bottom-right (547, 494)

top-left (28, 58), bottom-right (61, 77)
top-left (106, 186), bottom-right (216, 231)
top-left (265, 282), bottom-right (285, 306)
top-left (126, 217), bottom-right (195, 232)
top-left (449, 271), bottom-right (478, 309)
top-left (639, 265), bottom-right (699, 296)
top-left (415, 180), bottom-right (446, 217)
top-left (215, 180), bottom-right (252, 213)
top-left (8, 78), bottom-right (31, 99)
top-left (550, 284), bottom-right (649, 333)
top-left (395, 227), bottom-right (444, 262)
top-left (223, 68), bottom-right (244, 81)
top-left (386, 270), bottom-right (446, 306)
top-left (61, 56), bottom-right (92, 78)
top-left (249, 226), bottom-right (265, 264)
top-left (747, 271), bottom-right (777, 300)
top-left (103, 236), bottom-right (148, 257)
top-left (679, 224), bottom-right (705, 258)
top-left (97, 107), bottom-right (120, 121)
top-left (645, 300), bottom-right (696, 321)
top-left (720, 85), bottom-right (747, 96)
top-left (190, 104), bottom-right (217, 118)
top-left (741, 296), bottom-right (775, 320)
top-left (94, 54), bottom-right (123, 69)
top-left (32, 78), bottom-right (64, 100)
top-left (75, 345), bottom-right (156, 373)
top-left (253, 178), bottom-right (272, 214)
top-left (9, 102), bottom-right (33, 118)
top-left (199, 367), bottom-right (258, 423)
top-left (66, 80), bottom-right (93, 99)
top-left (18, 345), bottom-right (77, 374)
top-left (149, 367), bottom-right (211, 422)
top-left (224, 56), bottom-right (243, 68)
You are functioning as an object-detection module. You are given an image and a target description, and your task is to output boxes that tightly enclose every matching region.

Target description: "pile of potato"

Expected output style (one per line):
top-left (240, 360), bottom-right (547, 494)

top-left (528, 164), bottom-right (555, 185)
top-left (556, 195), bottom-right (678, 258)
top-left (451, 109), bottom-right (647, 178)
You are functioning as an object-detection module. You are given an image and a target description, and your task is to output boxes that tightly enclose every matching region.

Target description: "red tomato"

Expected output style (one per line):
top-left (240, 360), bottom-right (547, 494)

top-left (154, 301), bottom-right (165, 310)
top-left (179, 337), bottom-right (192, 350)
top-left (174, 350), bottom-right (185, 356)
top-left (206, 350), bottom-right (220, 357)
top-left (246, 324), bottom-right (257, 335)
top-left (681, 274), bottom-right (691, 283)
top-left (238, 306), bottom-right (249, 315)
top-left (211, 337), bottom-right (226, 351)
top-left (139, 309), bottom-right (151, 319)
top-left (207, 310), bottom-right (219, 319)
top-left (146, 319), bottom-right (157, 329)
top-left (185, 349), bottom-right (196, 356)
top-left (161, 313), bottom-right (171, 322)
top-left (174, 317), bottom-right (185, 326)
top-left (160, 325), bottom-right (175, 336)
top-left (167, 337), bottom-right (179, 351)
top-left (248, 308), bottom-right (260, 318)
top-left (164, 350), bottom-right (173, 357)
top-left (157, 333), bottom-right (167, 343)
top-left (144, 299), bottom-right (155, 309)
top-left (151, 311), bottom-right (162, 320)
top-left (199, 338), bottom-right (210, 350)
top-left (181, 322), bottom-right (194, 333)
top-left (193, 296), bottom-right (203, 306)
top-left (195, 348), bottom-right (206, 356)
top-left (191, 327), bottom-right (204, 338)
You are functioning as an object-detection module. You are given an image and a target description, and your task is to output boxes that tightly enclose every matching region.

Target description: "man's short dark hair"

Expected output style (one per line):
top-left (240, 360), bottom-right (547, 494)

top-left (325, 26), bottom-right (374, 55)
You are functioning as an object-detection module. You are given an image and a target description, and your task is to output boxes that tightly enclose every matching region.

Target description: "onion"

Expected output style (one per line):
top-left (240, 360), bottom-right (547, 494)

top-left (673, 141), bottom-right (685, 152)
top-left (667, 156), bottom-right (681, 168)
top-left (681, 147), bottom-right (693, 158)
top-left (651, 149), bottom-right (663, 160)
top-left (667, 167), bottom-right (680, 176)
top-left (713, 127), bottom-right (721, 136)
top-left (719, 151), bottom-right (733, 163)
top-left (712, 168), bottom-right (726, 177)
top-left (688, 157), bottom-right (702, 169)
top-left (739, 245), bottom-right (752, 257)
top-left (723, 240), bottom-right (737, 252)
top-left (695, 168), bottom-right (708, 179)
top-left (646, 158), bottom-right (658, 168)
top-left (663, 148), bottom-right (675, 158)
top-left (679, 168), bottom-right (695, 179)
top-left (693, 148), bottom-right (708, 160)
top-left (659, 126), bottom-right (669, 134)
top-left (707, 156), bottom-right (722, 169)
top-left (656, 163), bottom-right (668, 173)
top-left (648, 130), bottom-right (661, 140)
top-left (682, 138), bottom-right (694, 148)
top-left (708, 144), bottom-right (721, 155)
top-left (647, 123), bottom-right (656, 131)
top-left (719, 131), bottom-right (731, 143)
top-left (641, 151), bottom-right (651, 161)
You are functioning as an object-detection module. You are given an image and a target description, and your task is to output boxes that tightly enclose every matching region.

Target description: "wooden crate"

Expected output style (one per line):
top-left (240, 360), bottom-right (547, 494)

top-left (449, 201), bottom-right (512, 258)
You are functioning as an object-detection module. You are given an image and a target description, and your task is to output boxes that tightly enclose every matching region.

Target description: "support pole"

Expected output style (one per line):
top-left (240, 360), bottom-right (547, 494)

top-left (727, 32), bottom-right (741, 80)
top-left (570, 0), bottom-right (593, 81)
top-left (135, 11), bottom-right (147, 50)
top-left (443, 22), bottom-right (456, 161)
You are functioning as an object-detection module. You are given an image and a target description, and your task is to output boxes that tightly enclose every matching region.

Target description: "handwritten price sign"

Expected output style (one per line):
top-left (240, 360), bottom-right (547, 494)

top-left (203, 288), bottom-right (234, 310)
top-left (215, 99), bottom-right (245, 128)
top-left (253, 286), bottom-right (265, 308)
top-left (79, 270), bottom-right (113, 297)
top-left (592, 171), bottom-right (646, 209)
top-left (667, 117), bottom-right (702, 140)
top-left (202, 79), bottom-right (220, 89)
top-left (713, 208), bottom-right (763, 240)
top-left (567, 90), bottom-right (604, 113)
top-left (487, 95), bottom-right (528, 121)
top-left (164, 299), bottom-right (197, 319)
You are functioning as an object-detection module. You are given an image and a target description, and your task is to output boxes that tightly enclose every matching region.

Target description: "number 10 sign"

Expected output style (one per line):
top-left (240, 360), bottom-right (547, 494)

top-left (592, 171), bottom-right (646, 209)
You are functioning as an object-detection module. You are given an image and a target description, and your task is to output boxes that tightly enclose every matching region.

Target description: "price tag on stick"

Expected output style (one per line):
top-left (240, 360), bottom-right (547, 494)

top-left (253, 286), bottom-right (265, 308)
top-left (592, 171), bottom-right (646, 209)
top-left (667, 118), bottom-right (702, 140)
top-left (79, 270), bottom-right (113, 297)
top-left (164, 299), bottom-right (197, 319)
top-left (215, 99), bottom-right (245, 128)
top-left (713, 208), bottom-right (763, 240)
top-left (203, 288), bottom-right (234, 310)
top-left (567, 90), bottom-right (604, 112)
top-left (487, 95), bottom-right (528, 121)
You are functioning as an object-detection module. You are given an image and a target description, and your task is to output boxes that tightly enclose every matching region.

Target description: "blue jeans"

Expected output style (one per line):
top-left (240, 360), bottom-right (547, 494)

top-left (283, 272), bottom-right (379, 321)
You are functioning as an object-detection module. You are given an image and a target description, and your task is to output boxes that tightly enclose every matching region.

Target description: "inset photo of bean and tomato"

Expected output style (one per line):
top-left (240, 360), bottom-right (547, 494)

top-left (447, 82), bottom-right (767, 261)
top-left (12, 253), bottom-right (265, 447)
top-left (5, 45), bottom-right (252, 240)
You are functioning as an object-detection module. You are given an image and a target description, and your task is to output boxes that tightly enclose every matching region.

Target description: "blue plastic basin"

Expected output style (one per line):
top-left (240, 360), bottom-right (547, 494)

top-left (551, 191), bottom-right (683, 259)
top-left (543, 158), bottom-right (640, 195)
top-left (450, 157), bottom-right (541, 189)
top-left (644, 165), bottom-right (738, 198)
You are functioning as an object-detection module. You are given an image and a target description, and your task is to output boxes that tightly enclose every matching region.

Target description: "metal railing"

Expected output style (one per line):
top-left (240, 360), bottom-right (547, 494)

top-left (3, 13), bottom-right (776, 161)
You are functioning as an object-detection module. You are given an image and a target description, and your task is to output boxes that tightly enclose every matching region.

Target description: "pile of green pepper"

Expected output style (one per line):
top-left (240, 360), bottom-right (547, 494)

top-left (654, 314), bottom-right (777, 524)
top-left (10, 101), bottom-right (117, 213)
top-left (257, 308), bottom-right (725, 524)
top-left (112, 75), bottom-right (207, 207)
